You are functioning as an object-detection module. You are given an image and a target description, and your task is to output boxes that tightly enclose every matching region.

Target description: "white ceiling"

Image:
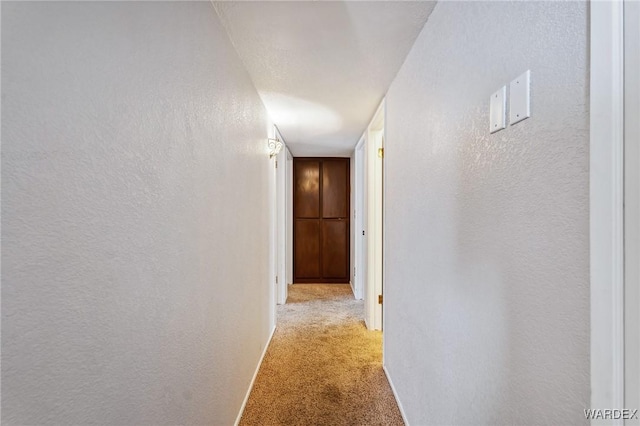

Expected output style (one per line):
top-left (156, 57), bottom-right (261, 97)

top-left (214, 1), bottom-right (437, 157)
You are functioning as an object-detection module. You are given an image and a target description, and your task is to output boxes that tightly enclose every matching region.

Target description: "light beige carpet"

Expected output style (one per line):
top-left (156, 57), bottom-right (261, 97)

top-left (239, 284), bottom-right (404, 426)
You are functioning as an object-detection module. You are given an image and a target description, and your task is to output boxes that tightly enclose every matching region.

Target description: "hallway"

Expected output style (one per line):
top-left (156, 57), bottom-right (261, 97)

top-left (239, 285), bottom-right (402, 425)
top-left (4, 1), bottom-right (637, 424)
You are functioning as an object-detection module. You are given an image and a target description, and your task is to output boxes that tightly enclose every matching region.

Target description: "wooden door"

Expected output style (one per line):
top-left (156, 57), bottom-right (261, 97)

top-left (294, 158), bottom-right (350, 283)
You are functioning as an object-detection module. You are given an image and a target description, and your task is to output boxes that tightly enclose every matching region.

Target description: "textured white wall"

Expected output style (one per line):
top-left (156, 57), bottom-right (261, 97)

top-left (384, 2), bottom-right (589, 424)
top-left (1, 2), bottom-right (273, 424)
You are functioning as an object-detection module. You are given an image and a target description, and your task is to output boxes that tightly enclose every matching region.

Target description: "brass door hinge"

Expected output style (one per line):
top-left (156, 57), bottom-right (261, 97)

top-left (378, 148), bottom-right (384, 158)
top-left (378, 294), bottom-right (383, 304)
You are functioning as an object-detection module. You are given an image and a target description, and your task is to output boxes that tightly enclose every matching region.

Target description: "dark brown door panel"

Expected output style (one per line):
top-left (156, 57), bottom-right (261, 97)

top-left (294, 219), bottom-right (321, 279)
top-left (322, 220), bottom-right (349, 278)
top-left (293, 158), bottom-right (350, 283)
top-left (294, 160), bottom-right (320, 218)
top-left (322, 160), bottom-right (348, 218)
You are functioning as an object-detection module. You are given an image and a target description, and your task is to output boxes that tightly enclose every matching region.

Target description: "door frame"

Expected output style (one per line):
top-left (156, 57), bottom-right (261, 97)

top-left (353, 137), bottom-right (366, 300)
top-left (590, 1), bottom-right (625, 420)
top-left (624, 0), bottom-right (640, 419)
top-left (268, 126), bottom-right (278, 328)
top-left (275, 126), bottom-right (288, 305)
top-left (286, 148), bottom-right (294, 291)
top-left (365, 100), bottom-right (385, 331)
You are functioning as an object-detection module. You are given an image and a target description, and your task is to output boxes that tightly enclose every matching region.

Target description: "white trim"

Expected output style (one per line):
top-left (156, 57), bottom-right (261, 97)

top-left (383, 365), bottom-right (409, 426)
top-left (365, 99), bottom-right (385, 331)
top-left (286, 148), bottom-right (294, 288)
top-left (268, 127), bottom-right (277, 331)
top-left (275, 127), bottom-right (288, 305)
top-left (234, 325), bottom-right (277, 426)
top-left (381, 102), bottom-right (387, 335)
top-left (353, 136), bottom-right (366, 301)
top-left (624, 0), bottom-right (640, 416)
top-left (590, 1), bottom-right (625, 421)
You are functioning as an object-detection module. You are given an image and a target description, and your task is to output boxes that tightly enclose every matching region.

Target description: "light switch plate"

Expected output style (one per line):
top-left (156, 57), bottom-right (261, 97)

top-left (490, 86), bottom-right (506, 134)
top-left (510, 70), bottom-right (531, 125)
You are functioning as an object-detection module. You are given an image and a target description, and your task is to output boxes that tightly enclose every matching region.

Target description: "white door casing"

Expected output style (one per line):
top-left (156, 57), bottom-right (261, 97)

top-left (275, 127), bottom-right (288, 305)
top-left (354, 137), bottom-right (366, 300)
top-left (286, 149), bottom-right (293, 289)
top-left (365, 100), bottom-right (385, 331)
top-left (624, 0), bottom-right (640, 422)
top-left (590, 1), bottom-right (625, 423)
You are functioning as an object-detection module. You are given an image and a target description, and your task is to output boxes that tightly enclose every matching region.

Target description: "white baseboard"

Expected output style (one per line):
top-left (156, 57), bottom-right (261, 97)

top-left (383, 364), bottom-right (410, 426)
top-left (234, 325), bottom-right (276, 426)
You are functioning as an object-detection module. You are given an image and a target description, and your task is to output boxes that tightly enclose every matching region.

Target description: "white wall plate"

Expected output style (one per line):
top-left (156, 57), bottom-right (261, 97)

top-left (510, 70), bottom-right (531, 125)
top-left (490, 86), bottom-right (506, 134)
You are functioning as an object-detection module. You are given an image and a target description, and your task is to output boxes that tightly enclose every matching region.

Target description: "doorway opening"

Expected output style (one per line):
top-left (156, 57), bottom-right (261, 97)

top-left (353, 137), bottom-right (366, 300)
top-left (353, 99), bottom-right (385, 331)
top-left (274, 125), bottom-right (291, 306)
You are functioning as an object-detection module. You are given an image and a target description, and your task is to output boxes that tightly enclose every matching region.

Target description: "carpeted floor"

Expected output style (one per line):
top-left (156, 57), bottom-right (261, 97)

top-left (239, 284), bottom-right (404, 426)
